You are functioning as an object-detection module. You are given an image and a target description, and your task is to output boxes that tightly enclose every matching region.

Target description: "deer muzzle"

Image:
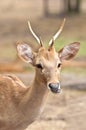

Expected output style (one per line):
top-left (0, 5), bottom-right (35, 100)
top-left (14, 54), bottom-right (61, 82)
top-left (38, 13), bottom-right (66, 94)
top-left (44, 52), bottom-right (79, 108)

top-left (48, 83), bottom-right (61, 93)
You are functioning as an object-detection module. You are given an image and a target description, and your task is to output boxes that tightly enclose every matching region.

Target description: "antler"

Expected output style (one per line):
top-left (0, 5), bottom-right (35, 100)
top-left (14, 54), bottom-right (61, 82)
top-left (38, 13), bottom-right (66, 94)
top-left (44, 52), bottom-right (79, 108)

top-left (28, 21), bottom-right (43, 46)
top-left (49, 18), bottom-right (66, 46)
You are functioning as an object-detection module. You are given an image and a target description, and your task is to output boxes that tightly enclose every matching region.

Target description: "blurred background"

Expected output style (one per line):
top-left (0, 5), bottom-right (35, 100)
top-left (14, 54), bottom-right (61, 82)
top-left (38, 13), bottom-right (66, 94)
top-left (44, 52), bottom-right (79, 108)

top-left (0, 0), bottom-right (86, 130)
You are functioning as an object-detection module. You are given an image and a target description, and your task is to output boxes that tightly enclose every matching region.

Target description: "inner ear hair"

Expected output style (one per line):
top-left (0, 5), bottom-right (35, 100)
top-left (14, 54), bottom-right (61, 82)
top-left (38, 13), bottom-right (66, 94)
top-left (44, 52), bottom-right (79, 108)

top-left (18, 41), bottom-right (39, 53)
top-left (58, 42), bottom-right (80, 60)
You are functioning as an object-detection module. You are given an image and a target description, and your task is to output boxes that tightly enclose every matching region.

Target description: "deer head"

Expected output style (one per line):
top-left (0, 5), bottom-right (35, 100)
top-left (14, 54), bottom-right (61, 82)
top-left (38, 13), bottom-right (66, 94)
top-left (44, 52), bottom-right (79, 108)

top-left (17, 19), bottom-right (80, 94)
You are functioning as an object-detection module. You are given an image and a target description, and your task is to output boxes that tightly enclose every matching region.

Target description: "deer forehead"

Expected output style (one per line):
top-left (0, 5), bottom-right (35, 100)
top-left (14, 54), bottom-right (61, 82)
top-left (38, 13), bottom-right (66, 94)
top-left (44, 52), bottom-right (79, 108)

top-left (35, 47), bottom-right (60, 65)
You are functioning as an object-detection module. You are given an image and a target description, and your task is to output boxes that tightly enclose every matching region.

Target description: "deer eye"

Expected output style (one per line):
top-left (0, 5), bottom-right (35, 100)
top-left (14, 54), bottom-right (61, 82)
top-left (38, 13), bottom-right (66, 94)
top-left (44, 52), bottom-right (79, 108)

top-left (57, 63), bottom-right (62, 68)
top-left (36, 64), bottom-right (43, 69)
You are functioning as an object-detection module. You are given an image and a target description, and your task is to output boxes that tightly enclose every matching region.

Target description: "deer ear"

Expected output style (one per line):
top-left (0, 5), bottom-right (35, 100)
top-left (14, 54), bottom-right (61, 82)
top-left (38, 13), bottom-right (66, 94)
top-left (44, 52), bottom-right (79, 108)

top-left (58, 42), bottom-right (80, 60)
top-left (17, 43), bottom-right (34, 64)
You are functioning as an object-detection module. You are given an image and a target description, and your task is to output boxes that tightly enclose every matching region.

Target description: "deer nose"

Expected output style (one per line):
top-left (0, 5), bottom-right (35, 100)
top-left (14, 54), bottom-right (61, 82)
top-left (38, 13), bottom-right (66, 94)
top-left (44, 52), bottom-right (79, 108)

top-left (48, 83), bottom-right (61, 93)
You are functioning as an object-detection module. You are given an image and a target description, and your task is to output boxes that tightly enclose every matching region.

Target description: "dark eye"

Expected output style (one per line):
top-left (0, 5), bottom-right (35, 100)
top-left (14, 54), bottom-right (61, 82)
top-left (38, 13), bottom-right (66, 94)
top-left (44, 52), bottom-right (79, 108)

top-left (36, 64), bottom-right (43, 69)
top-left (57, 63), bottom-right (62, 68)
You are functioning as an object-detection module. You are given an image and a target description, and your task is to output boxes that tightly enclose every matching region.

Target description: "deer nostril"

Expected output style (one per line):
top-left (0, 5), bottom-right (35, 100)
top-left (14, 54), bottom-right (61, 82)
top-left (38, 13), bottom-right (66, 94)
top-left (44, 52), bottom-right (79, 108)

top-left (49, 83), bottom-right (53, 88)
top-left (48, 83), bottom-right (61, 93)
top-left (49, 83), bottom-right (60, 88)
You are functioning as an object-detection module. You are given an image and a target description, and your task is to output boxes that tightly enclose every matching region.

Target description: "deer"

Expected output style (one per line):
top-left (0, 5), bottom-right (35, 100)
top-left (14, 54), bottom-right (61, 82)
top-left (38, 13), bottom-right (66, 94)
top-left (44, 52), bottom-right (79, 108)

top-left (0, 19), bottom-right (80, 130)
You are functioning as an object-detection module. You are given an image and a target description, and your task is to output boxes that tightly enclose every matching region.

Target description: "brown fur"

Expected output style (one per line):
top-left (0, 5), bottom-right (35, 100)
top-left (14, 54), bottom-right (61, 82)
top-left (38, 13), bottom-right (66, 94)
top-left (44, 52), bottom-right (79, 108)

top-left (0, 41), bottom-right (80, 130)
top-left (0, 72), bottom-right (48, 130)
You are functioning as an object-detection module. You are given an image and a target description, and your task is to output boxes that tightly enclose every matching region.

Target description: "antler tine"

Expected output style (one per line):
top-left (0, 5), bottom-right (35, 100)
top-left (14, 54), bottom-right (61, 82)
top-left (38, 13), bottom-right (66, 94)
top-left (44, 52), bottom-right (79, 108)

top-left (28, 21), bottom-right (41, 44)
top-left (49, 18), bottom-right (66, 46)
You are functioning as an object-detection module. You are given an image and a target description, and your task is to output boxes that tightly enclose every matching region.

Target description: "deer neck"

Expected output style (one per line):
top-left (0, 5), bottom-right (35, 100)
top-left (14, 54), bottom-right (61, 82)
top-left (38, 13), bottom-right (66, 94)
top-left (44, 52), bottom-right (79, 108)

top-left (19, 69), bottom-right (49, 122)
top-left (29, 68), bottom-right (48, 102)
